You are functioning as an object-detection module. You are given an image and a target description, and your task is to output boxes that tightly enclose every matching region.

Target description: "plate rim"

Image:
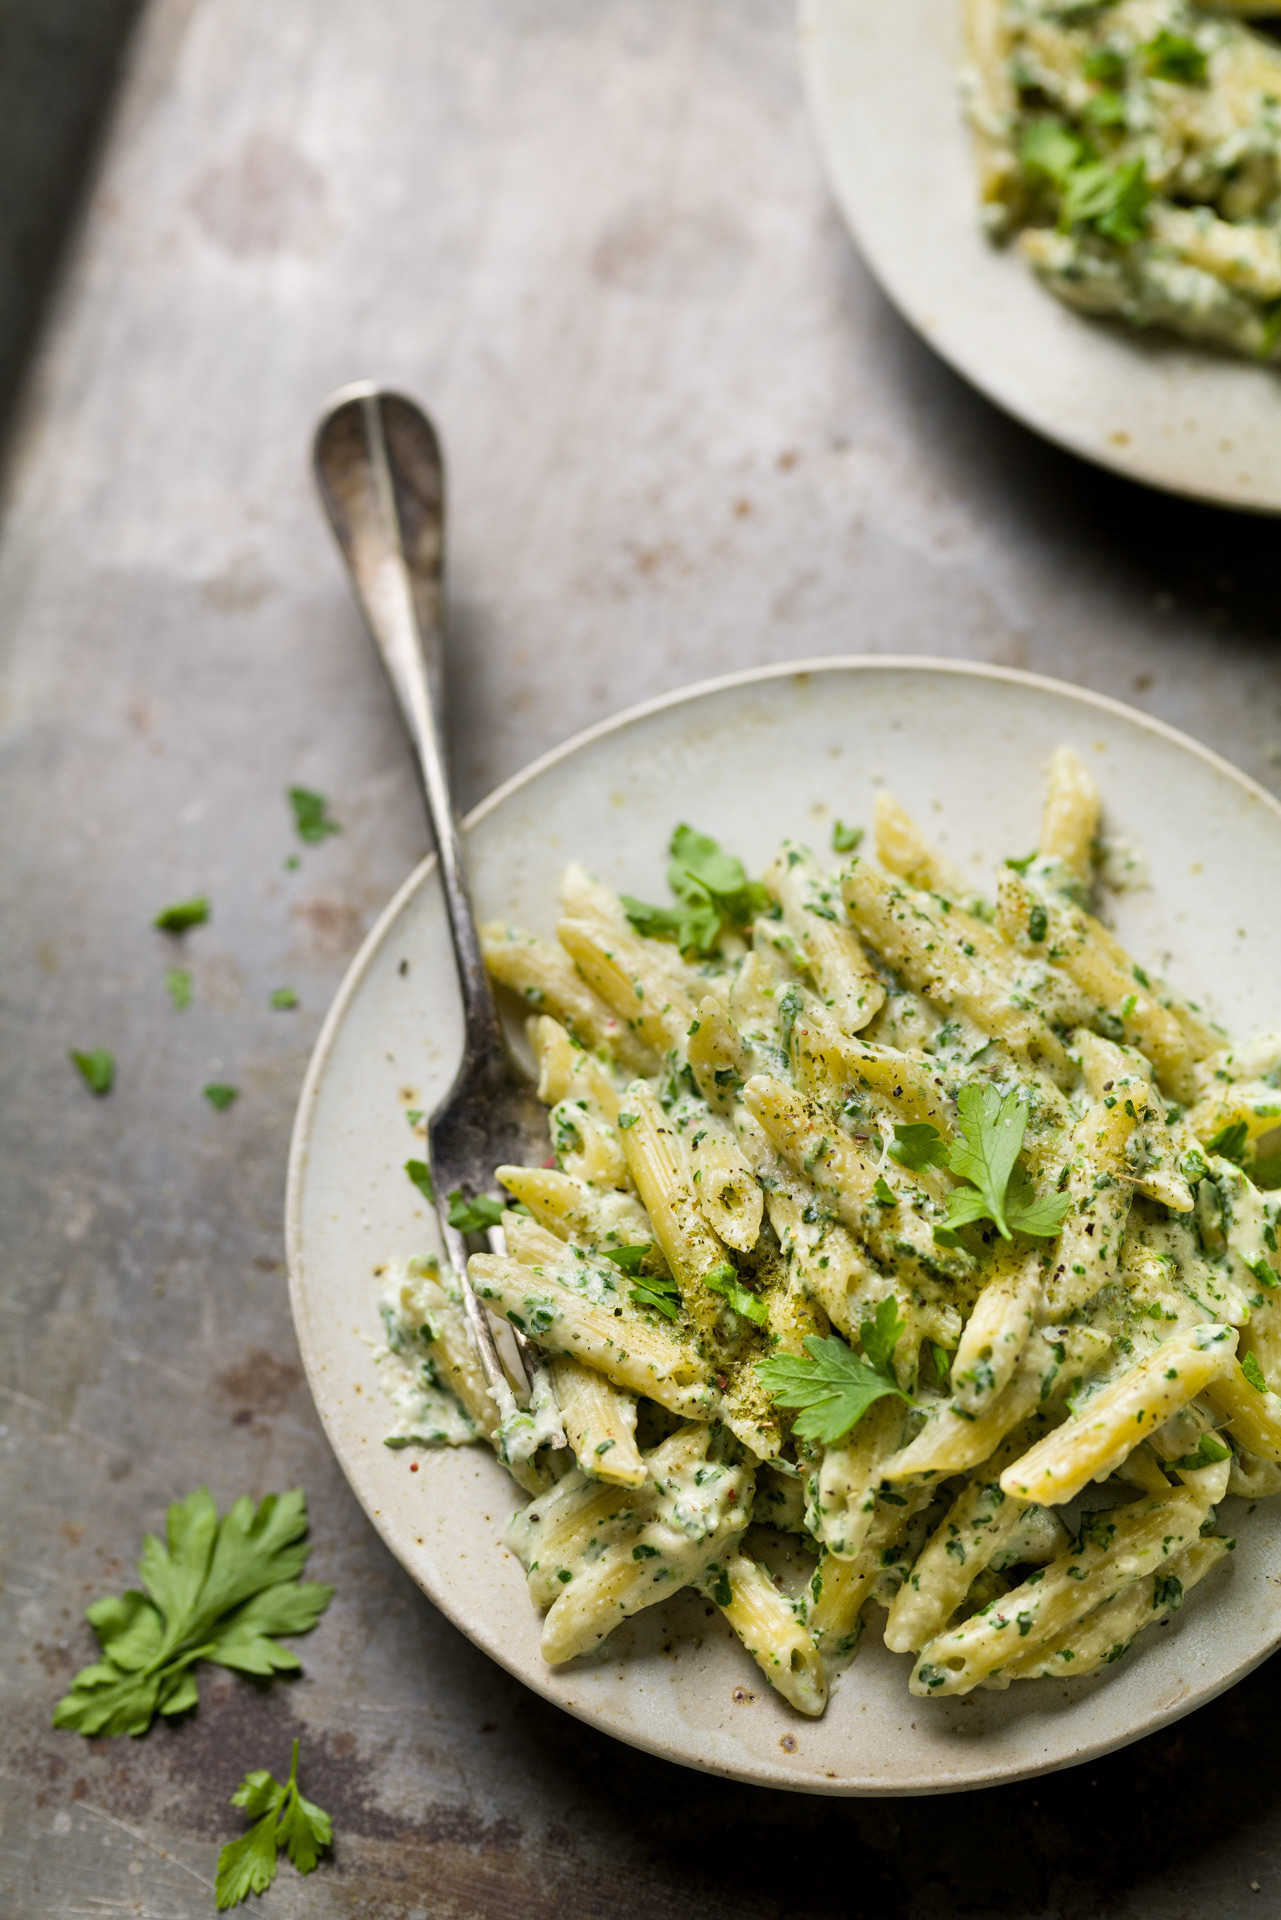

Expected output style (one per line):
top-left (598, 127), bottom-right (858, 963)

top-left (286, 654), bottom-right (1281, 1795)
top-left (796, 0), bottom-right (1281, 517)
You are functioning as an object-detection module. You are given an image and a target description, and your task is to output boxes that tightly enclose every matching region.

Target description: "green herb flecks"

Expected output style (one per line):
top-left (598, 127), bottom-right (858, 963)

top-left (832, 820), bottom-right (863, 855)
top-left (1171, 1432), bottom-right (1231, 1470)
top-left (204, 1083), bottom-right (239, 1111)
top-left (1206, 1120), bottom-right (1249, 1164)
top-left (288, 786), bottom-right (341, 845)
top-left (596, 1244), bottom-right (647, 1277)
top-left (166, 969), bottom-right (193, 1011)
top-left (629, 1272), bottom-right (682, 1321)
top-left (447, 1190), bottom-right (504, 1234)
top-left (1144, 29), bottom-right (1207, 85)
top-left (153, 897), bottom-right (210, 934)
top-left (269, 987), bottom-right (298, 1010)
top-left (70, 1047), bottom-right (115, 1095)
top-left (1242, 1351), bottom-right (1269, 1395)
top-left (1084, 44), bottom-right (1126, 87)
top-left (52, 1488), bottom-right (332, 1739)
top-left (705, 1262), bottom-right (768, 1325)
top-left (621, 825), bottom-right (769, 959)
top-left (757, 1298), bottom-right (912, 1445)
top-left (405, 1159), bottom-right (435, 1204)
top-left (215, 1739), bottom-right (333, 1910)
top-left (1020, 117), bottom-right (1150, 246)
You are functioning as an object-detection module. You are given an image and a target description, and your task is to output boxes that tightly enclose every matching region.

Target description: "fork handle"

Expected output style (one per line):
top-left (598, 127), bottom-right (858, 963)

top-left (314, 384), bottom-right (523, 1406)
top-left (313, 384), bottom-right (506, 1072)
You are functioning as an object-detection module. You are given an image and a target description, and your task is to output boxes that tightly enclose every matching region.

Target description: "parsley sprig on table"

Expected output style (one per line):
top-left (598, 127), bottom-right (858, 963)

top-left (52, 1488), bottom-right (332, 1738)
top-left (902, 1086), bottom-right (1070, 1244)
top-left (621, 826), bottom-right (768, 959)
top-left (757, 1298), bottom-right (912, 1445)
top-left (215, 1739), bottom-right (333, 1910)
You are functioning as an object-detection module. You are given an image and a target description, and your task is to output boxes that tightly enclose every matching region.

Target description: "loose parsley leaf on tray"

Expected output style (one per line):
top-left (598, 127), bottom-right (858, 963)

top-left (153, 896), bottom-right (210, 933)
top-left (166, 968), bottom-right (193, 1010)
top-left (204, 1083), bottom-right (239, 1111)
top-left (288, 786), bottom-right (341, 845)
top-left (215, 1739), bottom-right (333, 1910)
top-left (757, 1299), bottom-right (912, 1445)
top-left (52, 1488), bottom-right (332, 1739)
top-left (70, 1047), bottom-right (115, 1095)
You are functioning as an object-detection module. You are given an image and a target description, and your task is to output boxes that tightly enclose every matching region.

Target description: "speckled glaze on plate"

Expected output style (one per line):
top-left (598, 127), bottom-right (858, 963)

top-left (287, 659), bottom-right (1281, 1795)
top-left (798, 0), bottom-right (1281, 514)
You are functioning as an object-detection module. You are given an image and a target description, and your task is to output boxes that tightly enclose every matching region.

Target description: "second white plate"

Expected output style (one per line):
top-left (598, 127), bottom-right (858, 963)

top-left (799, 0), bottom-right (1281, 513)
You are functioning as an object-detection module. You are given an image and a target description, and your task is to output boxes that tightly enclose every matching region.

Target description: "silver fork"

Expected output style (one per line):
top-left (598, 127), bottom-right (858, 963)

top-left (313, 383), bottom-right (549, 1420)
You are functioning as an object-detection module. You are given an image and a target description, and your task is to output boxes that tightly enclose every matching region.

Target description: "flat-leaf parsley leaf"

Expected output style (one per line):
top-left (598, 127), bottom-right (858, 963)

top-left (621, 825), bottom-right (768, 959)
top-left (52, 1488), bottom-right (332, 1738)
top-left (215, 1739), bottom-right (333, 1909)
top-left (938, 1084), bottom-right (1070, 1242)
top-left (757, 1298), bottom-right (912, 1444)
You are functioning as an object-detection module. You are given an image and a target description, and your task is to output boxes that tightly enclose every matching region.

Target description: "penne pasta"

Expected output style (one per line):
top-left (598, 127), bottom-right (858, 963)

top-left (373, 753), bottom-right (1257, 1717)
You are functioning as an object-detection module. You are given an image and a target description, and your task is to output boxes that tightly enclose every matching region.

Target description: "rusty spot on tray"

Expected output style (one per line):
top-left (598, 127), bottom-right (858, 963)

top-left (189, 132), bottom-right (325, 257)
top-left (592, 201), bottom-right (749, 299)
top-left (292, 894), bottom-right (365, 961)
top-left (216, 1348), bottom-right (302, 1415)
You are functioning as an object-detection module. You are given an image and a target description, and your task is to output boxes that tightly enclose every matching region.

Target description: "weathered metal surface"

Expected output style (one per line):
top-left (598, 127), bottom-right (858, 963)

top-left (2, 0), bottom-right (1281, 1914)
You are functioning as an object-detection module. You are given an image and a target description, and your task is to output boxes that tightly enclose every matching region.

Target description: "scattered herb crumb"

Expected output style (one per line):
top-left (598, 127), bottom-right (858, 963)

top-left (406, 1109), bottom-right (423, 1128)
top-left (70, 1047), bottom-right (115, 1095)
top-left (204, 1083), bottom-right (239, 1111)
top-left (52, 1487), bottom-right (332, 1738)
top-left (832, 820), bottom-right (863, 854)
top-left (405, 1159), bottom-right (434, 1203)
top-left (153, 896), bottom-right (210, 933)
top-left (269, 987), bottom-right (298, 1010)
top-left (284, 854), bottom-right (301, 872)
top-left (166, 968), bottom-right (193, 1011)
top-left (288, 787), bottom-right (341, 845)
top-left (215, 1739), bottom-right (333, 1910)
top-left (447, 1189), bottom-right (504, 1233)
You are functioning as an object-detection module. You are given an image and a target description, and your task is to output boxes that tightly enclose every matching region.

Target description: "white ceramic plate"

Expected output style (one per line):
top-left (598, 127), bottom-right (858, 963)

top-left (287, 658), bottom-right (1281, 1795)
top-left (799, 0), bottom-right (1281, 513)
